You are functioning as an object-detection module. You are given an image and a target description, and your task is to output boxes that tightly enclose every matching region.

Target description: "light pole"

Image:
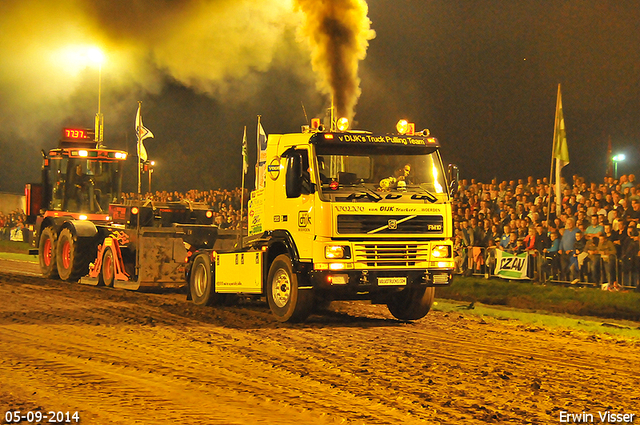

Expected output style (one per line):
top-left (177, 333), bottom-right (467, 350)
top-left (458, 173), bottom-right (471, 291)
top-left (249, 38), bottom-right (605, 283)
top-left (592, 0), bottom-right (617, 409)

top-left (87, 47), bottom-right (105, 146)
top-left (612, 154), bottom-right (626, 179)
top-left (148, 161), bottom-right (155, 193)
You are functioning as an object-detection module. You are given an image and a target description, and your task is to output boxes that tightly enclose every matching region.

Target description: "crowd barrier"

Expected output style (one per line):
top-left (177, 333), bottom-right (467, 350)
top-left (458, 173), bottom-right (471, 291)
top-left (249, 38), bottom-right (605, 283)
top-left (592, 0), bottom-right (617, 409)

top-left (455, 246), bottom-right (639, 290)
top-left (1, 227), bottom-right (32, 244)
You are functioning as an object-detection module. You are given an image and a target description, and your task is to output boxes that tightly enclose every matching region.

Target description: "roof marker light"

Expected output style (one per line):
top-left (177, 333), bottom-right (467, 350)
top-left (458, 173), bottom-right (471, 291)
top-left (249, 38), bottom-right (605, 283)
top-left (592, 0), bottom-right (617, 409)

top-left (337, 117), bottom-right (349, 131)
top-left (396, 119), bottom-right (409, 135)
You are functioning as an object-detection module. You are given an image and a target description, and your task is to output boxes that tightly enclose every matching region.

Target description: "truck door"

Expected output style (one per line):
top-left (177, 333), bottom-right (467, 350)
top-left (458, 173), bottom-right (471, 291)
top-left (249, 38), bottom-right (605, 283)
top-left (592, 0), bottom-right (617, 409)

top-left (280, 148), bottom-right (315, 260)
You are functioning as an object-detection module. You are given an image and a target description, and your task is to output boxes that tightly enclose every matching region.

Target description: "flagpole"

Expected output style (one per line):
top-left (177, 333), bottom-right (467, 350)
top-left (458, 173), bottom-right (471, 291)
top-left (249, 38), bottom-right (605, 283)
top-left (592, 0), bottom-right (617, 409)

top-left (239, 126), bottom-right (247, 249)
top-left (256, 115), bottom-right (261, 189)
top-left (546, 84), bottom-right (561, 228)
top-left (137, 100), bottom-right (142, 200)
top-left (135, 101), bottom-right (142, 281)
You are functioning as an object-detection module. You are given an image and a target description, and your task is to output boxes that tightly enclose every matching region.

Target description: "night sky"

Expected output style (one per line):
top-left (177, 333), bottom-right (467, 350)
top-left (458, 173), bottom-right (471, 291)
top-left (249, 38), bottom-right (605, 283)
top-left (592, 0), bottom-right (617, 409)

top-left (1, 1), bottom-right (639, 194)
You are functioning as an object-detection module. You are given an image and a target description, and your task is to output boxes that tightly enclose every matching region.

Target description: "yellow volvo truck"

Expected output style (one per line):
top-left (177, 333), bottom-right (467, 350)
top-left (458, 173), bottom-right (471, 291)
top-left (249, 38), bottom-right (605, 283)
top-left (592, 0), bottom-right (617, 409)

top-left (186, 122), bottom-right (457, 322)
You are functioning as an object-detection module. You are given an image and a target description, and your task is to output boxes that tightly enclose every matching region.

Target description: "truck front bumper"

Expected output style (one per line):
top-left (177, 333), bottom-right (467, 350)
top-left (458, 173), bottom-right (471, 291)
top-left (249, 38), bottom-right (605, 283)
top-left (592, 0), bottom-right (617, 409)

top-left (309, 268), bottom-right (453, 289)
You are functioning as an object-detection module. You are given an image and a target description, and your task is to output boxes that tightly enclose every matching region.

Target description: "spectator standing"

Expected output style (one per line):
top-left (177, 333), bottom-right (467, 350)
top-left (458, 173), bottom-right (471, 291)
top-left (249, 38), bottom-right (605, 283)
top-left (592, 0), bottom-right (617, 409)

top-left (621, 226), bottom-right (640, 288)
top-left (559, 218), bottom-right (579, 281)
top-left (597, 234), bottom-right (618, 289)
top-left (545, 232), bottom-right (561, 279)
top-left (585, 236), bottom-right (600, 283)
top-left (584, 215), bottom-right (604, 240)
top-left (573, 231), bottom-right (588, 282)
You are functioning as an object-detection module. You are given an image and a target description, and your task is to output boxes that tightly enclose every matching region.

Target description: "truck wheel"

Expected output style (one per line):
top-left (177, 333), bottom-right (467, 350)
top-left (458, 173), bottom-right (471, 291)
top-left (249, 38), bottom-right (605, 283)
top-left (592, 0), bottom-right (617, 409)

top-left (267, 254), bottom-right (314, 323)
top-left (101, 248), bottom-right (115, 287)
top-left (386, 286), bottom-right (435, 321)
top-left (39, 227), bottom-right (58, 279)
top-left (190, 254), bottom-right (221, 306)
top-left (56, 228), bottom-right (92, 282)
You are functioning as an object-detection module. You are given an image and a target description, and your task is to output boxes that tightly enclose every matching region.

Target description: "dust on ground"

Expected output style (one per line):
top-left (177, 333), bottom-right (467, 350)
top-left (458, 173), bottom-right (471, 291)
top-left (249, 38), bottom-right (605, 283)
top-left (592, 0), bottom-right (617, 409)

top-left (0, 271), bottom-right (639, 424)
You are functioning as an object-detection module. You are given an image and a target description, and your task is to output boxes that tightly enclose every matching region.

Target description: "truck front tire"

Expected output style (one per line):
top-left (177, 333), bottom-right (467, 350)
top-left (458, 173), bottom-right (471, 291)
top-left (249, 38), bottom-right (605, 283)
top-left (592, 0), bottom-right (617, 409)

top-left (39, 227), bottom-right (58, 279)
top-left (386, 286), bottom-right (435, 321)
top-left (267, 254), bottom-right (313, 323)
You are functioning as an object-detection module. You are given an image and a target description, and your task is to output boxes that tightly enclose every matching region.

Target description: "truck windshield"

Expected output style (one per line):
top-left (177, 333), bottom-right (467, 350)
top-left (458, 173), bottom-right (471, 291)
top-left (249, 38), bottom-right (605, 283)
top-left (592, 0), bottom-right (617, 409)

top-left (315, 151), bottom-right (447, 197)
top-left (50, 157), bottom-right (123, 213)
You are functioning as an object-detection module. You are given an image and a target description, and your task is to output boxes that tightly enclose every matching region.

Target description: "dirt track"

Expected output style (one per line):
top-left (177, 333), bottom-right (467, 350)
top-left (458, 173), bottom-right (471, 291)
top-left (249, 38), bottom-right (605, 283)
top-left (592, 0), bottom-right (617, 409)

top-left (1, 268), bottom-right (639, 425)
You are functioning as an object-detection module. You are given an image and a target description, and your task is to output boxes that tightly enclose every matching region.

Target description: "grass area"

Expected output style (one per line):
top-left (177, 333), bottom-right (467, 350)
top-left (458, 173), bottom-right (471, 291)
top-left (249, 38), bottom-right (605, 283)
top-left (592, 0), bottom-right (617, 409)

top-left (0, 252), bottom-right (38, 263)
top-left (0, 240), bottom-right (31, 254)
top-left (433, 299), bottom-right (640, 340)
top-left (436, 276), bottom-right (640, 322)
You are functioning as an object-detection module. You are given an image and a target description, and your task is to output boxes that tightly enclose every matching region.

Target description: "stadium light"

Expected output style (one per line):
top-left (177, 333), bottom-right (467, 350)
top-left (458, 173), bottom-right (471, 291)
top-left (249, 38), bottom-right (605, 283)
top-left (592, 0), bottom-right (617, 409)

top-left (612, 154), bottom-right (626, 179)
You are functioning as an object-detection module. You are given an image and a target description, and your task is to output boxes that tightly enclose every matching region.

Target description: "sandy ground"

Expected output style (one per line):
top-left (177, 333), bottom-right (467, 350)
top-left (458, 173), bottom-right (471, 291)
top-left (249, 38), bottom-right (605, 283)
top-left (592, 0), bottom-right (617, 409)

top-left (0, 264), bottom-right (639, 424)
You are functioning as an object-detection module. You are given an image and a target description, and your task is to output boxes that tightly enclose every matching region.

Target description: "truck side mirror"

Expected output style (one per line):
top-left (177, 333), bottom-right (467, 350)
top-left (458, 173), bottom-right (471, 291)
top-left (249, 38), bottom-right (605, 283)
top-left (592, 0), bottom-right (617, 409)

top-left (448, 164), bottom-right (459, 194)
top-left (286, 154), bottom-right (303, 198)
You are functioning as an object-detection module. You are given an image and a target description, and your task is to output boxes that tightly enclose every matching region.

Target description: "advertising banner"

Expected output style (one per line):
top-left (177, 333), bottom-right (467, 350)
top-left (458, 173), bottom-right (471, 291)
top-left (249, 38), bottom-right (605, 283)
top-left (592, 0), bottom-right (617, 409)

top-left (494, 250), bottom-right (529, 280)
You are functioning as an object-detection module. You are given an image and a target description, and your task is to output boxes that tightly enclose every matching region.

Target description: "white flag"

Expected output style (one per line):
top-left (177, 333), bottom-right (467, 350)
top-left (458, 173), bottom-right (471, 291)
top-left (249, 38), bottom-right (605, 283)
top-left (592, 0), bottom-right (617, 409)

top-left (242, 126), bottom-right (248, 174)
top-left (256, 120), bottom-right (268, 189)
top-left (135, 103), bottom-right (154, 162)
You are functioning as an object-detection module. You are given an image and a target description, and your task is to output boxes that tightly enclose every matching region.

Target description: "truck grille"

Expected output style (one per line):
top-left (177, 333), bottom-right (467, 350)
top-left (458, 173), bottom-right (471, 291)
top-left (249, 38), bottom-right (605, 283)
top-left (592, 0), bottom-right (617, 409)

top-left (354, 242), bottom-right (430, 268)
top-left (337, 214), bottom-right (443, 235)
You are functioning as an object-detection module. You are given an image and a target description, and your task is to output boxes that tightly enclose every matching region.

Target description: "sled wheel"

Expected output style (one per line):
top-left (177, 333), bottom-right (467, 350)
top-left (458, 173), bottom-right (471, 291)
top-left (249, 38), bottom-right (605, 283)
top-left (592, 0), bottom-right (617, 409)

top-left (101, 248), bottom-right (115, 287)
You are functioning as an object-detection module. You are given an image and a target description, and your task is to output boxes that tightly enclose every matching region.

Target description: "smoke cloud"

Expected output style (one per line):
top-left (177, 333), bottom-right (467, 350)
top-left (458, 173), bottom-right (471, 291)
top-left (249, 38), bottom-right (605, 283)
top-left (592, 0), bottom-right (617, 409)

top-left (294, 0), bottom-right (375, 121)
top-left (0, 0), bottom-right (374, 148)
top-left (0, 0), bottom-right (305, 138)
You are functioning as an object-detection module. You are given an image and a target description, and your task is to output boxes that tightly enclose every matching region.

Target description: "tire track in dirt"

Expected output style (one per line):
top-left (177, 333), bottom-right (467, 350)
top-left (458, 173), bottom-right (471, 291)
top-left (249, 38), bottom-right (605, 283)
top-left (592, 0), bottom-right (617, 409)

top-left (0, 277), bottom-right (433, 424)
top-left (0, 322), bottom-right (431, 425)
top-left (2, 272), bottom-right (640, 424)
top-left (251, 306), bottom-right (640, 423)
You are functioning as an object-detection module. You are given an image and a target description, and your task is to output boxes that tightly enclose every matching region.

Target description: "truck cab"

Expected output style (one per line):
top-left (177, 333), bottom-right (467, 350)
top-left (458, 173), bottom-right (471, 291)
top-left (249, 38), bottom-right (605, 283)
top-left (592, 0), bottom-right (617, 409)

top-left (188, 121), bottom-right (457, 323)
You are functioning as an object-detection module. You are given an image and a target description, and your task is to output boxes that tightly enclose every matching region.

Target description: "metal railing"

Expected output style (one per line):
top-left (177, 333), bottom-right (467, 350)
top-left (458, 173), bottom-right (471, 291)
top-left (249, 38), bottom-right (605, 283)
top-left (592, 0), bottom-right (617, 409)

top-left (454, 246), bottom-right (639, 290)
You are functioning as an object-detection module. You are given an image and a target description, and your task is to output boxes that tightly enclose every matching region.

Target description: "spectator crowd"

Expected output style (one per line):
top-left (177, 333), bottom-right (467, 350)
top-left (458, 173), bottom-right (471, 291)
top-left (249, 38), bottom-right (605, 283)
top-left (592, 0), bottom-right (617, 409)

top-left (6, 172), bottom-right (640, 292)
top-left (453, 173), bottom-right (640, 291)
top-left (0, 209), bottom-right (28, 242)
top-left (123, 188), bottom-right (249, 230)
top-left (2, 188), bottom-right (249, 242)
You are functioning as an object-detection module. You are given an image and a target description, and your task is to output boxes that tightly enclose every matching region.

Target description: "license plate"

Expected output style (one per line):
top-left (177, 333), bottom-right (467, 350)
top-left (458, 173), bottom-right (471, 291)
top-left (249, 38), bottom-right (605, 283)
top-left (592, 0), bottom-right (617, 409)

top-left (378, 277), bottom-right (407, 286)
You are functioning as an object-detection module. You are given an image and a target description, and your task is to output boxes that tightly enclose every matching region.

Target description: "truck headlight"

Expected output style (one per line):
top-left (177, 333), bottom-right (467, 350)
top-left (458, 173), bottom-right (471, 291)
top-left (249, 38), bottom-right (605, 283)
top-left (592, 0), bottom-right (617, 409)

top-left (325, 245), bottom-right (351, 259)
top-left (431, 245), bottom-right (451, 258)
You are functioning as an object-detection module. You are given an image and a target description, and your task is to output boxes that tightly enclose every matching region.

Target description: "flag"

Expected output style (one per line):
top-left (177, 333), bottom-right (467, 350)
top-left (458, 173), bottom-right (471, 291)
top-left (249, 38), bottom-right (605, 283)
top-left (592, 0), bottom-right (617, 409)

top-left (135, 102), bottom-right (154, 163)
top-left (257, 122), bottom-right (267, 161)
top-left (242, 126), bottom-right (248, 174)
top-left (256, 120), bottom-right (268, 189)
top-left (553, 84), bottom-right (568, 210)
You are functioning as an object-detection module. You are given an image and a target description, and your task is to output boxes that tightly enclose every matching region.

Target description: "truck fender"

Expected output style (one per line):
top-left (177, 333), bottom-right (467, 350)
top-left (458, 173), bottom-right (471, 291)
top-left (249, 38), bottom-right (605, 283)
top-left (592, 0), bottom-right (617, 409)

top-left (33, 216), bottom-right (91, 248)
top-left (267, 230), bottom-right (300, 264)
top-left (266, 230), bottom-right (312, 277)
top-left (65, 220), bottom-right (99, 238)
